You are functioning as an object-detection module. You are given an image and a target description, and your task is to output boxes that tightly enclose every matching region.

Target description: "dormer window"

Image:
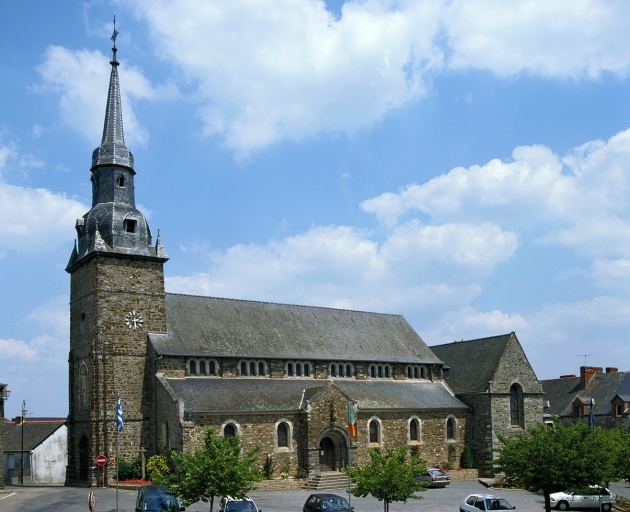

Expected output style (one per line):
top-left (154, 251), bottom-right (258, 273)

top-left (117, 175), bottom-right (126, 187)
top-left (91, 175), bottom-right (98, 192)
top-left (124, 219), bottom-right (137, 233)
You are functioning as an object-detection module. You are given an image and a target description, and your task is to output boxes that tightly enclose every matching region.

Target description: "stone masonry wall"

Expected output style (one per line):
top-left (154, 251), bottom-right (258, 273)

top-left (67, 254), bottom-right (166, 485)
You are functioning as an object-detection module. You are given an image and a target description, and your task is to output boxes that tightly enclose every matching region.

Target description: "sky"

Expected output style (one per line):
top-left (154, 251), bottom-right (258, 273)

top-left (1, 0), bottom-right (630, 419)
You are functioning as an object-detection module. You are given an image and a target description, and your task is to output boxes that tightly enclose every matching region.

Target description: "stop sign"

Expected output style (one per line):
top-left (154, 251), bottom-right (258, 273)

top-left (96, 454), bottom-right (107, 467)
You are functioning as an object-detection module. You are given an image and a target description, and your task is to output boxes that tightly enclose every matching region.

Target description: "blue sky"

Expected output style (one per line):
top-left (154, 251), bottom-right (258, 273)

top-left (2, 0), bottom-right (630, 418)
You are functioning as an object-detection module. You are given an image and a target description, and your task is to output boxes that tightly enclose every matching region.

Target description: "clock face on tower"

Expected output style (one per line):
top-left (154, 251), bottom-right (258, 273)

top-left (124, 310), bottom-right (143, 329)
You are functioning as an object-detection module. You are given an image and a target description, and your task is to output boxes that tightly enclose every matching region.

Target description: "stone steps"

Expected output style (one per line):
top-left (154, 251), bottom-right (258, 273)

top-left (303, 472), bottom-right (354, 491)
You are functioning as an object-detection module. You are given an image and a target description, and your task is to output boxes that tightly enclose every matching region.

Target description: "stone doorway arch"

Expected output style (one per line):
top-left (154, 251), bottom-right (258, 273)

top-left (317, 427), bottom-right (350, 472)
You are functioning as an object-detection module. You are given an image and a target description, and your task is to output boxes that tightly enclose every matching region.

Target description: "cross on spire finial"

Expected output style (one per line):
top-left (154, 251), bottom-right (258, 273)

top-left (111, 14), bottom-right (119, 65)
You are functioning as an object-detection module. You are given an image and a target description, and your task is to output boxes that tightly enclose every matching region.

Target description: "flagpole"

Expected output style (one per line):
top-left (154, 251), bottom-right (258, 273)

top-left (116, 421), bottom-right (119, 512)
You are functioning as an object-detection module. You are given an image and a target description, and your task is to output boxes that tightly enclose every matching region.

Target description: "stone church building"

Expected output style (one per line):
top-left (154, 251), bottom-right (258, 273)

top-left (65, 38), bottom-right (542, 486)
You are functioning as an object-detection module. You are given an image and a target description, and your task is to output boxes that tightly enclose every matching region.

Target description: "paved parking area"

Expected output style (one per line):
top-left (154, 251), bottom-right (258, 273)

top-left (1, 480), bottom-right (628, 512)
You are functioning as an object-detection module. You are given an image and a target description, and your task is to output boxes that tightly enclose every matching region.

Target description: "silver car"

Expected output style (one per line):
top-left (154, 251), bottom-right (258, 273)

top-left (549, 486), bottom-right (615, 511)
top-left (416, 467), bottom-right (451, 488)
top-left (460, 494), bottom-right (517, 511)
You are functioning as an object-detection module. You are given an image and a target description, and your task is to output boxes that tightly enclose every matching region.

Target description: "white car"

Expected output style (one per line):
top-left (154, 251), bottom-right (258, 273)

top-left (219, 496), bottom-right (261, 512)
top-left (549, 486), bottom-right (615, 511)
top-left (460, 494), bottom-right (517, 511)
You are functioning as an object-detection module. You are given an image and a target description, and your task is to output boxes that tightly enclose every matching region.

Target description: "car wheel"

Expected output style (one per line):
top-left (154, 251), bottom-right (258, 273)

top-left (601, 504), bottom-right (611, 512)
top-left (557, 502), bottom-right (569, 511)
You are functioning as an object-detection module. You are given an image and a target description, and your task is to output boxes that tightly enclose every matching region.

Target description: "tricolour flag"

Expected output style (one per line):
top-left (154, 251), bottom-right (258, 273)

top-left (116, 394), bottom-right (124, 432)
top-left (348, 402), bottom-right (356, 437)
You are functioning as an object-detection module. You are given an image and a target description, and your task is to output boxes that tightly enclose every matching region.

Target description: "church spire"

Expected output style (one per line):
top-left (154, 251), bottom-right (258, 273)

top-left (91, 15), bottom-right (134, 171)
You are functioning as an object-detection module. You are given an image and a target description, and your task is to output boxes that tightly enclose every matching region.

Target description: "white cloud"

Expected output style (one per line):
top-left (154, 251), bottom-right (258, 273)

top-left (123, 0), bottom-right (630, 154)
top-left (0, 338), bottom-right (37, 359)
top-left (0, 141), bottom-right (18, 172)
top-left (166, 221), bottom-right (514, 312)
top-left (0, 182), bottom-right (87, 253)
top-left (362, 128), bottom-right (630, 261)
top-left (35, 45), bottom-right (176, 147)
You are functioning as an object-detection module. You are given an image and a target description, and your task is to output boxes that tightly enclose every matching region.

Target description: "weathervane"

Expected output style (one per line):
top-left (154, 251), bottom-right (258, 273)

top-left (111, 14), bottom-right (119, 47)
top-left (110, 14), bottom-right (119, 65)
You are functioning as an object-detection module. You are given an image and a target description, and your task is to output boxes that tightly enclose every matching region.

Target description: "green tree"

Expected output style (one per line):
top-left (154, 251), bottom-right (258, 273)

top-left (600, 427), bottom-right (630, 483)
top-left (343, 447), bottom-right (428, 512)
top-left (165, 427), bottom-right (264, 512)
top-left (495, 420), bottom-right (611, 512)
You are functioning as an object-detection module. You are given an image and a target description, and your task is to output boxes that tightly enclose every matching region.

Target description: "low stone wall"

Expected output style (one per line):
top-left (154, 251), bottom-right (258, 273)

top-left (254, 478), bottom-right (305, 491)
top-left (447, 469), bottom-right (478, 481)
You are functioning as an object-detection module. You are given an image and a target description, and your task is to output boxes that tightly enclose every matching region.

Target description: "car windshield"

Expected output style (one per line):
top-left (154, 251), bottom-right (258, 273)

top-left (430, 470), bottom-right (447, 476)
top-left (321, 498), bottom-right (350, 510)
top-left (226, 501), bottom-right (257, 511)
top-left (484, 498), bottom-right (513, 510)
top-left (144, 495), bottom-right (179, 511)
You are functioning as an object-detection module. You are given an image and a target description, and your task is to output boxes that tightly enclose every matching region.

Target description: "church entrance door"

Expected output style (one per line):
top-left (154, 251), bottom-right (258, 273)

top-left (319, 437), bottom-right (335, 471)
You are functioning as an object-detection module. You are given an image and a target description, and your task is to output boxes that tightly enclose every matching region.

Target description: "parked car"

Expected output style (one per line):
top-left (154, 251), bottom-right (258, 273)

top-left (549, 486), bottom-right (615, 511)
top-left (135, 485), bottom-right (184, 512)
top-left (303, 493), bottom-right (353, 512)
top-left (219, 496), bottom-right (261, 512)
top-left (460, 493), bottom-right (517, 511)
top-left (416, 467), bottom-right (451, 488)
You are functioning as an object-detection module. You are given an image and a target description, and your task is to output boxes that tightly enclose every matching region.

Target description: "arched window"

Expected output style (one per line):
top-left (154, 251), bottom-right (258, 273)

top-left (414, 367), bottom-right (419, 379)
top-left (510, 384), bottom-right (524, 428)
top-left (287, 363), bottom-right (294, 377)
top-left (258, 362), bottom-right (265, 376)
top-left (277, 422), bottom-right (288, 447)
top-left (378, 366), bottom-right (383, 378)
top-left (296, 363), bottom-right (302, 377)
top-left (250, 362), bottom-right (256, 376)
top-left (420, 367), bottom-right (426, 379)
top-left (346, 365), bottom-right (351, 377)
top-left (369, 420), bottom-right (380, 444)
top-left (240, 362), bottom-right (247, 375)
top-left (370, 366), bottom-right (376, 378)
top-left (331, 365), bottom-right (337, 377)
top-left (209, 360), bottom-right (215, 375)
top-left (446, 417), bottom-right (456, 441)
top-left (117, 175), bottom-right (125, 187)
top-left (385, 366), bottom-right (390, 378)
top-left (409, 419), bottom-right (419, 442)
top-left (224, 424), bottom-right (236, 438)
top-left (79, 364), bottom-right (88, 406)
top-left (304, 364), bottom-right (310, 377)
top-left (189, 360), bottom-right (196, 375)
top-left (199, 360), bottom-right (206, 375)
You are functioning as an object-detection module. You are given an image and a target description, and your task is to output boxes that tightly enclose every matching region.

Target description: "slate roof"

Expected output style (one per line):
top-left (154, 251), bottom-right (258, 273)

top-left (541, 371), bottom-right (630, 417)
top-left (4, 419), bottom-right (65, 452)
top-left (429, 334), bottom-right (512, 394)
top-left (164, 378), bottom-right (467, 414)
top-left (151, 294), bottom-right (442, 364)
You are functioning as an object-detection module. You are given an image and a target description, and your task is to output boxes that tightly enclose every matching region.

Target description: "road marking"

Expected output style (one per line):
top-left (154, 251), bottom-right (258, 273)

top-left (0, 492), bottom-right (16, 500)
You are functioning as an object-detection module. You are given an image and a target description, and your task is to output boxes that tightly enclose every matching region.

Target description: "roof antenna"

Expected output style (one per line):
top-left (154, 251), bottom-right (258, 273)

top-left (577, 354), bottom-right (595, 366)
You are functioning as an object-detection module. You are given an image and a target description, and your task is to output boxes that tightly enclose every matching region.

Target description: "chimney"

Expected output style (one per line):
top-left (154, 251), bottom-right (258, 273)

top-left (12, 416), bottom-right (23, 425)
top-left (580, 366), bottom-right (602, 389)
top-left (606, 367), bottom-right (618, 374)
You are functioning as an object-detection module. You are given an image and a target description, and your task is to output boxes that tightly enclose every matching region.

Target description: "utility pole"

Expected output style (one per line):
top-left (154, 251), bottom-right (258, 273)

top-left (20, 400), bottom-right (27, 484)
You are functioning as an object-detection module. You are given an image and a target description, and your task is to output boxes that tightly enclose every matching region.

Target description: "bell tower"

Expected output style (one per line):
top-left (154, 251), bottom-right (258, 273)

top-left (66, 23), bottom-right (168, 486)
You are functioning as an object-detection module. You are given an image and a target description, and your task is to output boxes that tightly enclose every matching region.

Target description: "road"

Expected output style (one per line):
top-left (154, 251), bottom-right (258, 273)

top-left (1, 480), bottom-right (629, 512)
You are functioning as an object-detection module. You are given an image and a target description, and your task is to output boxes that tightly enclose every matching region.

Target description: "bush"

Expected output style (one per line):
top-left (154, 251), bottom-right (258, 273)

top-left (147, 455), bottom-right (171, 483)
top-left (117, 458), bottom-right (141, 481)
top-left (460, 446), bottom-right (473, 469)
top-left (447, 444), bottom-right (457, 470)
top-left (263, 454), bottom-right (275, 479)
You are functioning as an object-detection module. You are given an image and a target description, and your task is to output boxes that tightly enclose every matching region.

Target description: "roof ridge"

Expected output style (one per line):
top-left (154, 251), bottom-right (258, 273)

top-left (430, 333), bottom-right (513, 347)
top-left (165, 292), bottom-right (404, 317)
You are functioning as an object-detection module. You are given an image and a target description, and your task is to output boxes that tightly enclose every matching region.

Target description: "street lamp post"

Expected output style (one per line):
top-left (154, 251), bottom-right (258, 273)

top-left (20, 400), bottom-right (27, 485)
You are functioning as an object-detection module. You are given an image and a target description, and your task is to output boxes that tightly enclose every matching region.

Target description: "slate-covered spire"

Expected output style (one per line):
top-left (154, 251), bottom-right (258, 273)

top-left (66, 19), bottom-right (167, 273)
top-left (91, 18), bottom-right (134, 171)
